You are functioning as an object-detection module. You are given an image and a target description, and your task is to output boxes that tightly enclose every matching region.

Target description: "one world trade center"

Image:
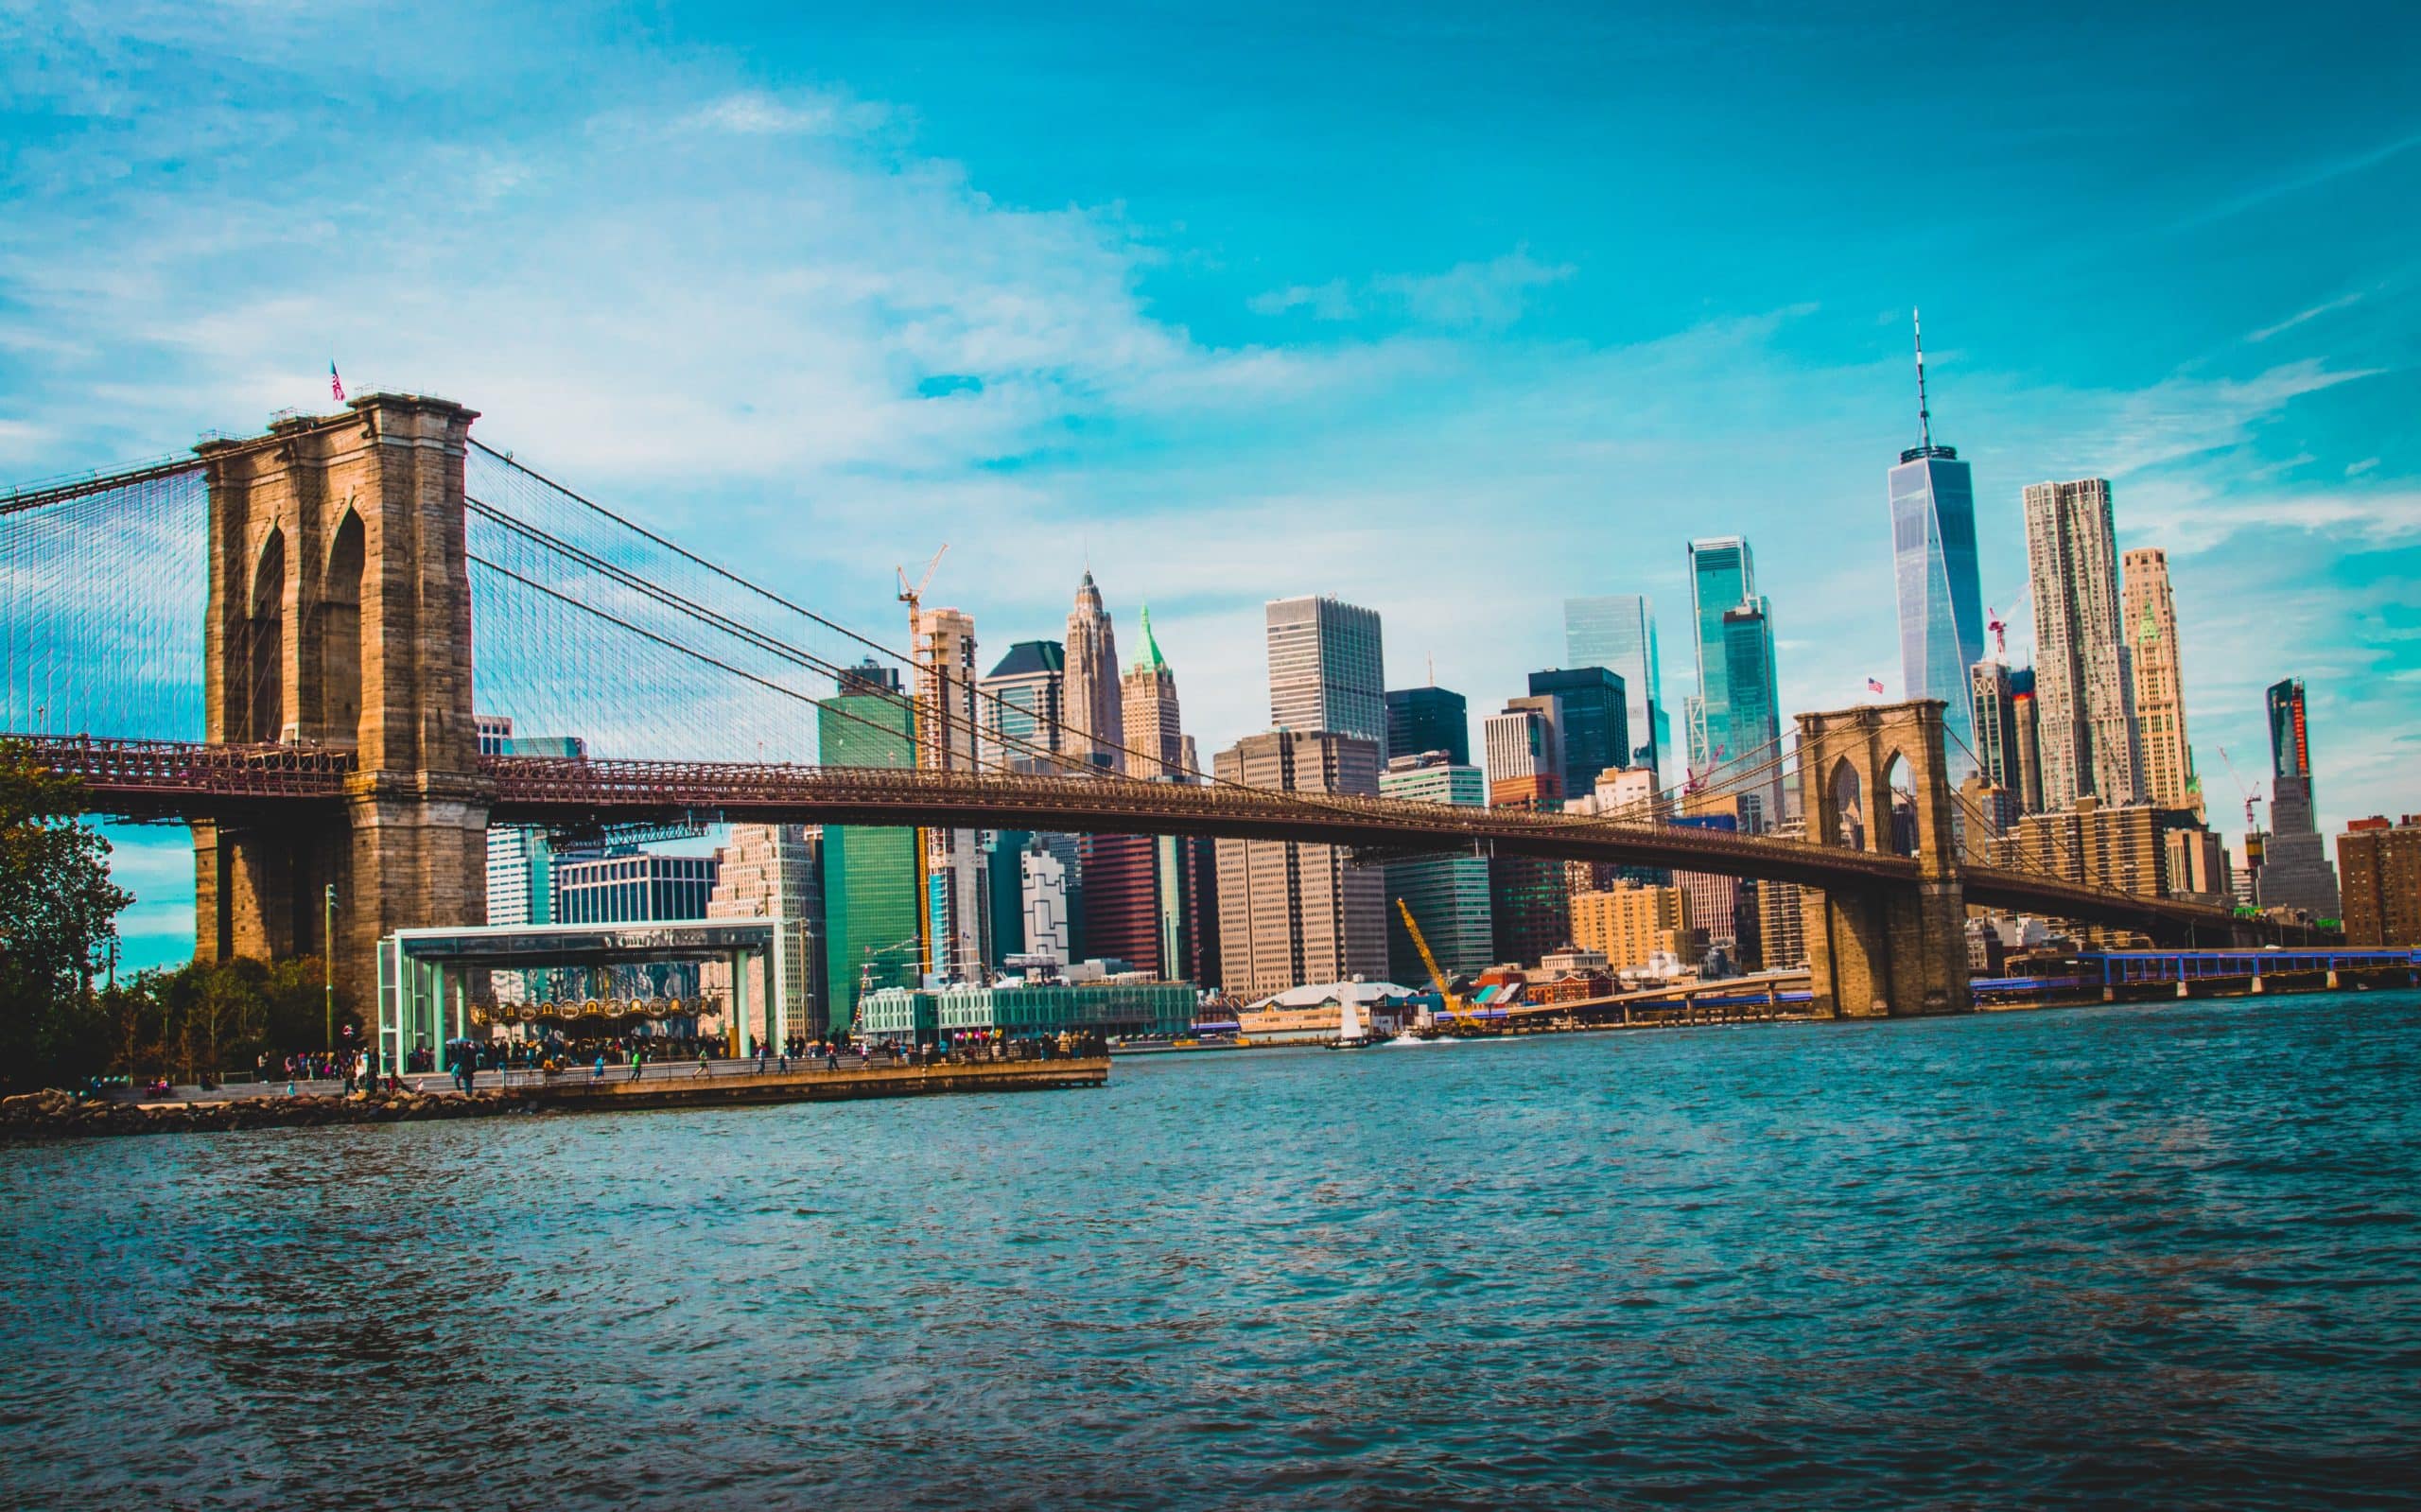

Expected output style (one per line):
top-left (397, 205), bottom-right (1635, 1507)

top-left (1887, 312), bottom-right (1985, 781)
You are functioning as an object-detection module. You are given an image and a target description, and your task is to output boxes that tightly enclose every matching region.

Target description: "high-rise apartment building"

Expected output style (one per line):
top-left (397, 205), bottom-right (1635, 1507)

top-left (1996, 796), bottom-right (2169, 900)
top-left (2337, 816), bottom-right (2421, 947)
top-left (2024, 478), bottom-right (2143, 808)
top-left (2258, 678), bottom-right (2341, 919)
top-left (1687, 537), bottom-right (1784, 830)
top-left (1380, 755), bottom-right (1494, 983)
top-left (819, 660), bottom-right (920, 1029)
top-left (1212, 730), bottom-right (1387, 997)
top-left (979, 640), bottom-right (1065, 771)
top-left (1563, 595), bottom-right (1668, 773)
top-left (1526, 667), bottom-right (1630, 800)
top-left (1061, 570), bottom-right (1123, 773)
top-left (1019, 839), bottom-right (1074, 964)
top-left (1887, 319), bottom-right (1986, 778)
top-left (1266, 596), bottom-right (1386, 753)
top-left (916, 607), bottom-right (987, 979)
top-left (2009, 666), bottom-right (2044, 814)
top-left (1385, 685), bottom-right (1470, 767)
top-left (1080, 832), bottom-right (1161, 975)
top-left (2121, 547), bottom-right (2200, 815)
top-left (1120, 605), bottom-right (1185, 778)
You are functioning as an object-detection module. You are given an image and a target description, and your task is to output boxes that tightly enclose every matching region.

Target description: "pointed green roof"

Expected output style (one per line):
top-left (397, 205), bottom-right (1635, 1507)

top-left (1134, 602), bottom-right (1167, 672)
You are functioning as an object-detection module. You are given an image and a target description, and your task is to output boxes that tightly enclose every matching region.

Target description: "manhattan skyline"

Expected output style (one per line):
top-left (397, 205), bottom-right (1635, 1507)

top-left (4, 1), bottom-right (2414, 963)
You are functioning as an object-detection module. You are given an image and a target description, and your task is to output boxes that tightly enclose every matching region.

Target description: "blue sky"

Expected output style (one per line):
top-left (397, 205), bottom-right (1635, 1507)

top-left (5, 1), bottom-right (2417, 966)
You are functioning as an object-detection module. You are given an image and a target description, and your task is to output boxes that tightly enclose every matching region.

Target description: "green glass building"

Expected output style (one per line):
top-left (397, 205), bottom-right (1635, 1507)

top-left (821, 661), bottom-right (921, 1034)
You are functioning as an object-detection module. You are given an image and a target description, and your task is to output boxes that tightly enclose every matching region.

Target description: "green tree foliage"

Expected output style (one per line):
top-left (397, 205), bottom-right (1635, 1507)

top-left (0, 743), bottom-right (133, 1089)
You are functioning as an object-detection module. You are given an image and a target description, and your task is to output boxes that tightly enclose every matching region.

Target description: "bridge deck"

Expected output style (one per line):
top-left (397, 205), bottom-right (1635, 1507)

top-left (13, 734), bottom-right (2316, 944)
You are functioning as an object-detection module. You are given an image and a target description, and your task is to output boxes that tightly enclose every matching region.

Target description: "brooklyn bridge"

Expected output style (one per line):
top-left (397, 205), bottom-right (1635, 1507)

top-left (3, 393), bottom-right (2316, 1023)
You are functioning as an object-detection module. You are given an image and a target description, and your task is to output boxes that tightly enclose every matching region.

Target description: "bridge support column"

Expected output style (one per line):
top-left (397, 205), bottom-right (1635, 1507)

top-left (1794, 701), bottom-right (1971, 1017)
top-left (195, 395), bottom-right (490, 1016)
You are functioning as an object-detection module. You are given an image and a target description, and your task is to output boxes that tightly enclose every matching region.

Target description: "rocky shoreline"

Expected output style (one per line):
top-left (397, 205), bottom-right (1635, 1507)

top-left (0, 1086), bottom-right (542, 1138)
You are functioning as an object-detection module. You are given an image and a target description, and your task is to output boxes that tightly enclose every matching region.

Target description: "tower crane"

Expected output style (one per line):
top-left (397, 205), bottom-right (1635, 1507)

top-left (2214, 746), bottom-right (2264, 835)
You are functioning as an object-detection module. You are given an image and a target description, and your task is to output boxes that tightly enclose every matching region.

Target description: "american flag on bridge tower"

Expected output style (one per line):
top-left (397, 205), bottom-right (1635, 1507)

top-left (1867, 677), bottom-right (1886, 695)
top-left (330, 360), bottom-right (345, 402)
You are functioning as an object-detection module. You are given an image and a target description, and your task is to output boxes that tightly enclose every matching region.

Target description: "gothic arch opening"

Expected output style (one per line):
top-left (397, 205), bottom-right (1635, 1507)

top-left (319, 510), bottom-right (364, 748)
top-left (1828, 756), bottom-right (1865, 852)
top-left (245, 528), bottom-right (287, 743)
top-left (1881, 750), bottom-right (1920, 858)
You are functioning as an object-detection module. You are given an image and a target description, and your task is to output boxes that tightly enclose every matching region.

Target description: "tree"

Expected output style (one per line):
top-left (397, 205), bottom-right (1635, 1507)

top-left (0, 743), bottom-right (133, 1089)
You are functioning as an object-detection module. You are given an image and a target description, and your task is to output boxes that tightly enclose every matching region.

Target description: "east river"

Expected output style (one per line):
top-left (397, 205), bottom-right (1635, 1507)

top-left (5, 993), bottom-right (2418, 1509)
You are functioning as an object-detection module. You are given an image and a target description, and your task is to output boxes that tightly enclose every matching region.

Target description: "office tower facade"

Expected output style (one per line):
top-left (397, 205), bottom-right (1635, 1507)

top-left (2258, 678), bottom-right (2341, 919)
top-left (1062, 570), bottom-right (1124, 773)
top-left (703, 825), bottom-right (826, 1040)
top-left (819, 661), bottom-right (920, 1030)
top-left (1718, 600), bottom-right (1783, 831)
top-left (2024, 478), bottom-right (2144, 808)
top-left (1887, 322), bottom-right (1985, 777)
top-left (483, 826), bottom-right (554, 1005)
top-left (556, 851), bottom-right (720, 925)
top-left (2337, 816), bottom-right (2421, 947)
top-left (1266, 596), bottom-right (1386, 752)
top-left (1484, 703), bottom-right (1561, 809)
top-left (1563, 595), bottom-right (1668, 773)
top-left (1970, 660), bottom-right (2022, 817)
top-left (1080, 832), bottom-right (1161, 975)
top-left (1157, 833), bottom-right (1221, 989)
top-left (1120, 605), bottom-right (1185, 778)
top-left (1670, 812), bottom-right (1754, 967)
top-left (1385, 685), bottom-right (1471, 767)
top-left (1212, 730), bottom-right (1387, 997)
top-left (979, 640), bottom-right (1065, 770)
top-left (2121, 547), bottom-right (2200, 814)
top-left (1526, 667), bottom-right (1630, 799)
top-left (2164, 826), bottom-right (2234, 908)
top-left (1379, 756), bottom-right (1494, 983)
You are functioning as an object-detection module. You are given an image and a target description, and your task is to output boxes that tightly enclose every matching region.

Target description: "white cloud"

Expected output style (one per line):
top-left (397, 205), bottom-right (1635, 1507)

top-left (2247, 288), bottom-right (2366, 343)
top-left (681, 90), bottom-right (890, 138)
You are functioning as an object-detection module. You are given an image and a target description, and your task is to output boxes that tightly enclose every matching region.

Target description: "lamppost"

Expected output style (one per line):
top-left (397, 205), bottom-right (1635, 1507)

top-left (323, 883), bottom-right (338, 1052)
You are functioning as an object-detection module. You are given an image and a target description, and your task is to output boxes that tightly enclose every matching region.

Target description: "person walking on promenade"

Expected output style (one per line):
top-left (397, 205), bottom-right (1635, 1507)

top-left (756, 1042), bottom-right (769, 1076)
top-left (629, 1048), bottom-right (645, 1082)
top-left (592, 1053), bottom-right (606, 1083)
top-left (825, 1044), bottom-right (839, 1072)
top-left (695, 1048), bottom-right (710, 1078)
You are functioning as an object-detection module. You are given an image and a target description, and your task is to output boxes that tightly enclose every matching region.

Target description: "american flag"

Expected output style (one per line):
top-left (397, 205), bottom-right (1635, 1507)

top-left (330, 360), bottom-right (345, 402)
top-left (1867, 677), bottom-right (1886, 695)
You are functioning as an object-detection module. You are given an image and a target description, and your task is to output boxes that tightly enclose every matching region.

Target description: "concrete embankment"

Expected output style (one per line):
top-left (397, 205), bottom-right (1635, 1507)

top-left (0, 1056), bottom-right (1109, 1139)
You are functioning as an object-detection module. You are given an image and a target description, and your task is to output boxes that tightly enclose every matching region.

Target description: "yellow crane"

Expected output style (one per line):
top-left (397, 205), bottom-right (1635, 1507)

top-left (1396, 898), bottom-right (1475, 1035)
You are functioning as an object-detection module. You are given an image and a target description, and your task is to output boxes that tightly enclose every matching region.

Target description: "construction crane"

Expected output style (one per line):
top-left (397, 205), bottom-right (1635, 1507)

top-left (896, 544), bottom-right (949, 982)
top-left (1396, 898), bottom-right (1475, 1035)
top-left (1985, 581), bottom-right (2032, 659)
top-left (2215, 746), bottom-right (2265, 835)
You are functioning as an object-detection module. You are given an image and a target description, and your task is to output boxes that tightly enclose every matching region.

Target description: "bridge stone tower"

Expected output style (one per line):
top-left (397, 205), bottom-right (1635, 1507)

top-left (1796, 699), bottom-right (1971, 1017)
top-left (190, 394), bottom-right (491, 1017)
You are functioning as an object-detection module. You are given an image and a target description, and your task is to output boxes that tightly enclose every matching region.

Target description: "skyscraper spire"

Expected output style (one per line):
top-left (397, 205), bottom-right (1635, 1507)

top-left (1913, 307), bottom-right (1932, 453)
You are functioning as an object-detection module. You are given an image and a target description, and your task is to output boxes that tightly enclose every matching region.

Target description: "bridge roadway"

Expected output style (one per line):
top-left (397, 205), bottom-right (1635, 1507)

top-left (19, 734), bottom-right (2304, 944)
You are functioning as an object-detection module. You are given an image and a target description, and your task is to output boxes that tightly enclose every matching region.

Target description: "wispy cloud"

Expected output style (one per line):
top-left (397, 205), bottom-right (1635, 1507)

top-left (681, 90), bottom-right (890, 138)
top-left (2178, 130), bottom-right (2421, 230)
top-left (1250, 249), bottom-right (1575, 330)
top-left (2248, 288), bottom-right (2366, 342)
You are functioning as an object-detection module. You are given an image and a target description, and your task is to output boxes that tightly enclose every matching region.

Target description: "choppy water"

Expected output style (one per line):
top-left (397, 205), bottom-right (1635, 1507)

top-left (5, 994), bottom-right (2420, 1509)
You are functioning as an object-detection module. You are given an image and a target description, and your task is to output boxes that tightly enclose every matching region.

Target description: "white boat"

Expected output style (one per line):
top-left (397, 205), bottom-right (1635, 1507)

top-left (1385, 1030), bottom-right (1437, 1047)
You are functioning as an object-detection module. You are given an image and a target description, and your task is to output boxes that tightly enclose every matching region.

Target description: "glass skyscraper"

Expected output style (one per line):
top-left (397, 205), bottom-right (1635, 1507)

top-left (1385, 685), bottom-right (1470, 767)
top-left (1266, 596), bottom-right (1386, 753)
top-left (1526, 666), bottom-right (1629, 799)
top-left (1684, 538), bottom-right (1784, 832)
top-left (1562, 595), bottom-right (1667, 774)
top-left (819, 660), bottom-right (921, 1030)
top-left (1888, 441), bottom-right (1984, 779)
